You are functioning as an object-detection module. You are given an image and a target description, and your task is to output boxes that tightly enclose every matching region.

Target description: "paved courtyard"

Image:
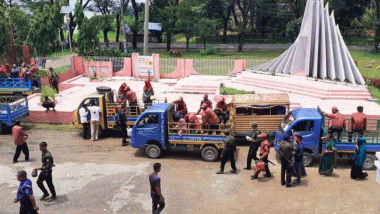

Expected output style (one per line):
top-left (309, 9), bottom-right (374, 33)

top-left (1, 129), bottom-right (380, 214)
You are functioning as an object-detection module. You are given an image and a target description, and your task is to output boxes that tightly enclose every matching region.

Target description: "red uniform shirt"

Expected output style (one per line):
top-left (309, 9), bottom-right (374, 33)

top-left (201, 108), bottom-right (219, 125)
top-left (188, 114), bottom-right (201, 129)
top-left (12, 125), bottom-right (27, 146)
top-left (29, 66), bottom-right (38, 75)
top-left (172, 99), bottom-right (188, 114)
top-left (126, 90), bottom-right (137, 103)
top-left (259, 139), bottom-right (270, 159)
top-left (325, 112), bottom-right (345, 129)
top-left (216, 101), bottom-right (229, 114)
top-left (350, 112), bottom-right (367, 130)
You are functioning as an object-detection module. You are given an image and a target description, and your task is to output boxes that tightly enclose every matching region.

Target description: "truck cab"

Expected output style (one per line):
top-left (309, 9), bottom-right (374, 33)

top-left (131, 103), bottom-right (228, 161)
top-left (0, 96), bottom-right (29, 134)
top-left (0, 78), bottom-right (41, 96)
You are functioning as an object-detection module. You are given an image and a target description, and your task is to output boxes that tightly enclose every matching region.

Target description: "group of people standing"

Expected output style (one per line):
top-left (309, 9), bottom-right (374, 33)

top-left (79, 100), bottom-right (102, 141)
top-left (216, 116), bottom-right (369, 188)
top-left (12, 120), bottom-right (56, 213)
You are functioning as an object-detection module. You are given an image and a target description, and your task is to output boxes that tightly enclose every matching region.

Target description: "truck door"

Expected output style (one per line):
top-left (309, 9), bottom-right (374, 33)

top-left (135, 113), bottom-right (162, 147)
top-left (290, 120), bottom-right (319, 155)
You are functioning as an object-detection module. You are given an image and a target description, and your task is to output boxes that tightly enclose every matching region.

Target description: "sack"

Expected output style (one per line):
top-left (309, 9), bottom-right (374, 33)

top-left (114, 112), bottom-right (122, 125)
top-left (31, 169), bottom-right (38, 177)
top-left (255, 161), bottom-right (265, 173)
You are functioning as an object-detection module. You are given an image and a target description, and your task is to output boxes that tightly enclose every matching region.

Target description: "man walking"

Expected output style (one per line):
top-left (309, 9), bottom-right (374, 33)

top-left (34, 142), bottom-right (56, 201)
top-left (14, 170), bottom-right (39, 214)
top-left (279, 135), bottom-right (296, 187)
top-left (149, 163), bottom-right (165, 214)
top-left (244, 122), bottom-right (262, 170)
top-left (88, 100), bottom-right (101, 141)
top-left (348, 106), bottom-right (367, 142)
top-left (48, 67), bottom-right (59, 94)
top-left (79, 104), bottom-right (91, 139)
top-left (217, 131), bottom-right (237, 174)
top-left (251, 133), bottom-right (271, 179)
top-left (12, 120), bottom-right (29, 163)
top-left (324, 106), bottom-right (345, 140)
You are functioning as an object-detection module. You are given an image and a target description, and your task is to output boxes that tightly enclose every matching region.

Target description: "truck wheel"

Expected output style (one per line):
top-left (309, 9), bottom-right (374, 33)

top-left (0, 124), bottom-right (3, 135)
top-left (303, 152), bottom-right (314, 167)
top-left (201, 146), bottom-right (219, 162)
top-left (146, 144), bottom-right (162, 159)
top-left (363, 154), bottom-right (376, 170)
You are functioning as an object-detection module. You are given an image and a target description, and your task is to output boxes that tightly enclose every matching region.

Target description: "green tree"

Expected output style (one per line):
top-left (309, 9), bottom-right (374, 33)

top-left (7, 8), bottom-right (29, 46)
top-left (176, 4), bottom-right (199, 51)
top-left (28, 5), bottom-right (55, 54)
top-left (0, 6), bottom-right (9, 55)
top-left (203, 0), bottom-right (234, 43)
top-left (75, 0), bottom-right (85, 29)
top-left (91, 14), bottom-right (115, 42)
top-left (235, 0), bottom-right (255, 52)
top-left (198, 18), bottom-right (218, 49)
top-left (77, 17), bottom-right (99, 54)
top-left (159, 5), bottom-right (178, 51)
top-left (285, 17), bottom-right (302, 42)
top-left (374, 0), bottom-right (380, 53)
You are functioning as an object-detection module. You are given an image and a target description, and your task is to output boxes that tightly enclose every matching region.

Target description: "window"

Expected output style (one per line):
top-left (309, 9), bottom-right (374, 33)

top-left (83, 98), bottom-right (99, 106)
top-left (138, 113), bottom-right (159, 128)
top-left (292, 120), bottom-right (314, 132)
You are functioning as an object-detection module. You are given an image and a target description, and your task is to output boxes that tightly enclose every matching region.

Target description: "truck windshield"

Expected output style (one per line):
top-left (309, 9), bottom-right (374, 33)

top-left (279, 112), bottom-right (294, 133)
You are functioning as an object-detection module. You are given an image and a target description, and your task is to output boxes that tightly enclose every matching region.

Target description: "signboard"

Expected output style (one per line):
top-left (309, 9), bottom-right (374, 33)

top-left (136, 56), bottom-right (154, 77)
top-left (124, 24), bottom-right (131, 34)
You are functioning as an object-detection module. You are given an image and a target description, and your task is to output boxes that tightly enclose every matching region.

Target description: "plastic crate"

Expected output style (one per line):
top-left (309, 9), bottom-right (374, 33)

top-left (375, 160), bottom-right (380, 185)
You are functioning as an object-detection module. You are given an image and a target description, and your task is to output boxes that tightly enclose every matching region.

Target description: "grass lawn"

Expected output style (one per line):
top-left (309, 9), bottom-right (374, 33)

top-left (24, 123), bottom-right (77, 132)
top-left (220, 87), bottom-right (255, 95)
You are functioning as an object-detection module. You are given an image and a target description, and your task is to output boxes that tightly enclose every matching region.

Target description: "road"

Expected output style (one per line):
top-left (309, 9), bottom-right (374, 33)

top-left (1, 128), bottom-right (379, 214)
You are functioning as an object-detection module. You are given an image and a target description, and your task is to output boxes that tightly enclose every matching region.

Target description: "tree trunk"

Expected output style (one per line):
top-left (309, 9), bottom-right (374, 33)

top-left (238, 32), bottom-right (244, 52)
top-left (223, 21), bottom-right (228, 44)
top-left (60, 29), bottom-right (64, 41)
top-left (166, 36), bottom-right (171, 51)
top-left (116, 14), bottom-right (120, 43)
top-left (203, 38), bottom-right (206, 50)
top-left (132, 0), bottom-right (139, 49)
top-left (375, 0), bottom-right (380, 53)
top-left (186, 37), bottom-right (190, 52)
top-left (103, 28), bottom-right (109, 42)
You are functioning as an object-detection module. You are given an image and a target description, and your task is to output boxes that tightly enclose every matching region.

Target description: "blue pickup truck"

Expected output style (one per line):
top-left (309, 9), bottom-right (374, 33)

top-left (0, 78), bottom-right (41, 96)
top-left (0, 96), bottom-right (29, 134)
top-left (130, 103), bottom-right (228, 161)
top-left (274, 108), bottom-right (380, 169)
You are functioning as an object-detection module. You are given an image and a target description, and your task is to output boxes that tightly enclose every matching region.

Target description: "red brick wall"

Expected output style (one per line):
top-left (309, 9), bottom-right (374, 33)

top-left (25, 111), bottom-right (75, 124)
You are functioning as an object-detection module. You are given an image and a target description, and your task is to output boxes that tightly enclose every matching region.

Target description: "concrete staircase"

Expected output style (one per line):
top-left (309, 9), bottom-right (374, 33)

top-left (169, 85), bottom-right (218, 95)
top-left (231, 74), bottom-right (372, 100)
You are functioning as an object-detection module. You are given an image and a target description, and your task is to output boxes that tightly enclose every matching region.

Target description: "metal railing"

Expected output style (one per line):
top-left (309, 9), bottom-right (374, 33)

top-left (168, 122), bottom-right (232, 136)
top-left (193, 59), bottom-right (235, 76)
top-left (83, 56), bottom-right (125, 73)
top-left (160, 58), bottom-right (177, 75)
top-left (246, 59), bottom-right (272, 69)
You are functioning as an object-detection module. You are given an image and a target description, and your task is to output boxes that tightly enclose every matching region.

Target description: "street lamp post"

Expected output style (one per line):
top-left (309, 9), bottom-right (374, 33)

top-left (143, 0), bottom-right (149, 56)
top-left (61, 6), bottom-right (75, 76)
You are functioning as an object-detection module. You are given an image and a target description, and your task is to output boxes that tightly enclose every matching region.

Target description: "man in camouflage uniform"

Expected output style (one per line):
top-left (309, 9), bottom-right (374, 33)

top-left (35, 142), bottom-right (56, 201)
top-left (244, 122), bottom-right (262, 170)
top-left (216, 131), bottom-right (237, 174)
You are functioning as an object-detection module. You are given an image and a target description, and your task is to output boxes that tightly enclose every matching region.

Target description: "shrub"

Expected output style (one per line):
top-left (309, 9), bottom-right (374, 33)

top-left (286, 17), bottom-right (302, 42)
top-left (200, 47), bottom-right (219, 56)
top-left (40, 85), bottom-right (55, 102)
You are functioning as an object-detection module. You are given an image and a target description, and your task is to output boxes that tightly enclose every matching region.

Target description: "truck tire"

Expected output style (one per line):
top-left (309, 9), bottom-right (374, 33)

top-left (146, 144), bottom-right (162, 159)
top-left (201, 146), bottom-right (219, 162)
top-left (303, 152), bottom-right (314, 167)
top-left (0, 124), bottom-right (3, 135)
top-left (363, 154), bottom-right (376, 170)
top-left (96, 86), bottom-right (112, 93)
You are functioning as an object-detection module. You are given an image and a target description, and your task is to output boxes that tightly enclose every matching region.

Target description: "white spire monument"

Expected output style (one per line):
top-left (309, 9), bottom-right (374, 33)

top-left (253, 0), bottom-right (365, 85)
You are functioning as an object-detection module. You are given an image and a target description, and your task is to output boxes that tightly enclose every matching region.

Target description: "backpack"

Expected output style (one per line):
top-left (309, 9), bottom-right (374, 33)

top-left (114, 111), bottom-right (122, 125)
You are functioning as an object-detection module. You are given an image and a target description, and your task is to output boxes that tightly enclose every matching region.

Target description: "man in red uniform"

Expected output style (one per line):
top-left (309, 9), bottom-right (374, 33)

top-left (184, 113), bottom-right (201, 132)
top-left (215, 97), bottom-right (229, 124)
top-left (125, 86), bottom-right (139, 115)
top-left (201, 103), bottom-right (220, 134)
top-left (348, 106), bottom-right (367, 142)
top-left (172, 97), bottom-right (188, 121)
top-left (196, 93), bottom-right (213, 115)
top-left (251, 133), bottom-right (271, 179)
top-left (12, 120), bottom-right (29, 163)
top-left (29, 63), bottom-right (39, 87)
top-left (324, 106), bottom-right (345, 140)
